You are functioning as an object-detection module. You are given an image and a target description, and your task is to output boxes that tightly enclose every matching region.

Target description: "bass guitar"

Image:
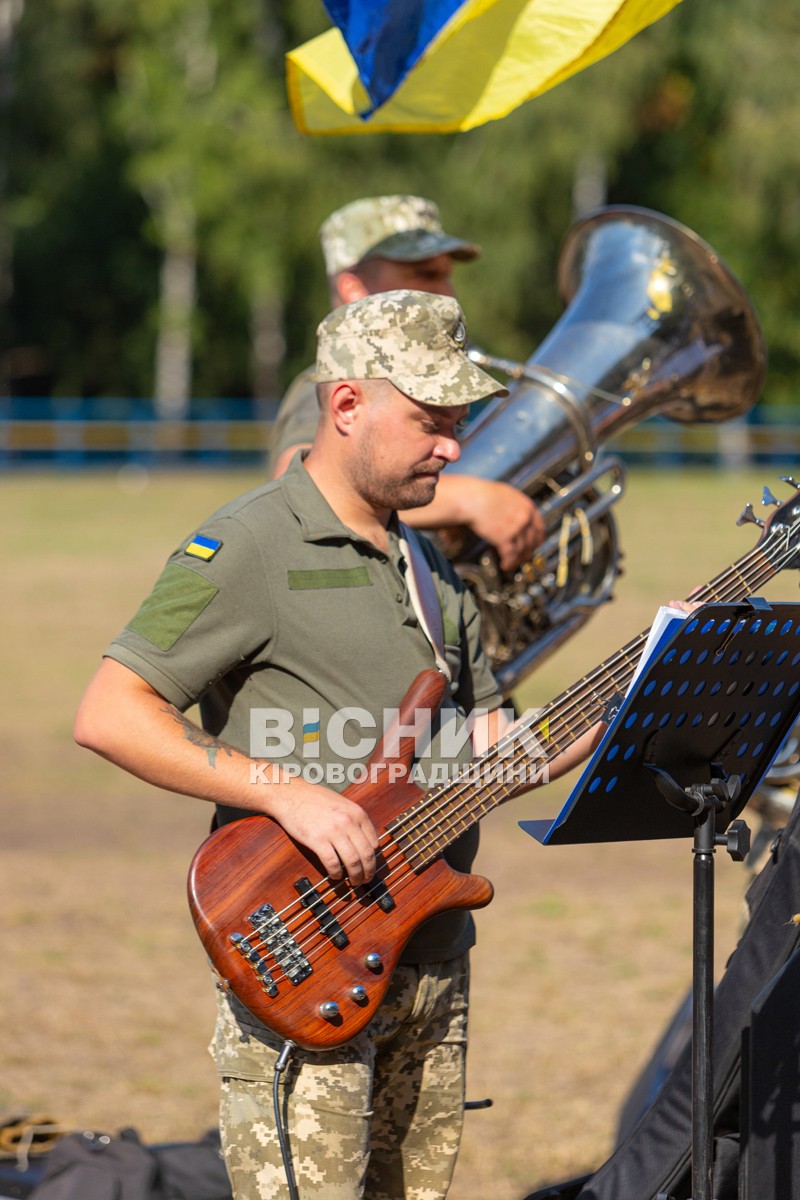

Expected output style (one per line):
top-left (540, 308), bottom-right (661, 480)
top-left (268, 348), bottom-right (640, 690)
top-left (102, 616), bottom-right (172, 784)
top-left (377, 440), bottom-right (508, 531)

top-left (188, 485), bottom-right (800, 1050)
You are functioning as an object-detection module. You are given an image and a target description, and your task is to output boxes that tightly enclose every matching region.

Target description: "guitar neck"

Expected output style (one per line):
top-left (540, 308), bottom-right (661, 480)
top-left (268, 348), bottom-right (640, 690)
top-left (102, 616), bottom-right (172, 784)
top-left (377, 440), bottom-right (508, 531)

top-left (389, 535), bottom-right (782, 871)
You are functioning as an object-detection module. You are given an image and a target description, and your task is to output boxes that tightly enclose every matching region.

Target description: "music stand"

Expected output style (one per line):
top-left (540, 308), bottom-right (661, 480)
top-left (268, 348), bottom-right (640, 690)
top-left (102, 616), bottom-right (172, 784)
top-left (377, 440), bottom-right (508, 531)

top-left (521, 600), bottom-right (800, 1200)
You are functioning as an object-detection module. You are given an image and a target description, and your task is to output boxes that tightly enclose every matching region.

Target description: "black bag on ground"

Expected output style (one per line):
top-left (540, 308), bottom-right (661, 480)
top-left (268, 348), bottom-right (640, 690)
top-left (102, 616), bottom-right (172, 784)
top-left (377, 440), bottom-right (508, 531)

top-left (150, 1129), bottom-right (230, 1200)
top-left (28, 1128), bottom-right (231, 1200)
top-left (27, 1132), bottom-right (156, 1200)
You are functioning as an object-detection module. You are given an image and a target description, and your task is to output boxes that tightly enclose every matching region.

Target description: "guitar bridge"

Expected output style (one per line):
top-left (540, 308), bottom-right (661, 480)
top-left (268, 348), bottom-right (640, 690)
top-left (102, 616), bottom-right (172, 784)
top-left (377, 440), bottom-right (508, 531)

top-left (229, 902), bottom-right (312, 989)
top-left (229, 933), bottom-right (279, 996)
top-left (249, 903), bottom-right (312, 985)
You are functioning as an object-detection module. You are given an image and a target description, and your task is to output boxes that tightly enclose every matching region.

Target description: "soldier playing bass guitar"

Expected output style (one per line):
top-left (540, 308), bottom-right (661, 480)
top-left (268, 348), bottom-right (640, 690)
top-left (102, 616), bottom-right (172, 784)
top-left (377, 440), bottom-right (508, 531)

top-left (74, 290), bottom-right (601, 1200)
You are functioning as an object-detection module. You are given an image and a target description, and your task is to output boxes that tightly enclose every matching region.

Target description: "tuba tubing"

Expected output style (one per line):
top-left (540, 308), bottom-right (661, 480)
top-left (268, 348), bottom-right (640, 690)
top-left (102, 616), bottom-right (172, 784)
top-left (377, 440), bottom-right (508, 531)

top-left (444, 205), bottom-right (767, 695)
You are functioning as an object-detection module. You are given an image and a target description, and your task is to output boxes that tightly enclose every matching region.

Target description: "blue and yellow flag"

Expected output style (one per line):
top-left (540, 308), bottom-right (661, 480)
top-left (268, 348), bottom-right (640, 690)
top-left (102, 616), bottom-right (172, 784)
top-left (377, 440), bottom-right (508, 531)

top-left (287, 0), bottom-right (683, 136)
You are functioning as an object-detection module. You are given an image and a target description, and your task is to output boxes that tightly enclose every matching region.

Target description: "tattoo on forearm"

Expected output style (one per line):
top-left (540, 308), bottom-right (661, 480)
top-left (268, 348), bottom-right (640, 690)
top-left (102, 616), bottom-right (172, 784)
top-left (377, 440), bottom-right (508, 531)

top-left (164, 706), bottom-right (234, 769)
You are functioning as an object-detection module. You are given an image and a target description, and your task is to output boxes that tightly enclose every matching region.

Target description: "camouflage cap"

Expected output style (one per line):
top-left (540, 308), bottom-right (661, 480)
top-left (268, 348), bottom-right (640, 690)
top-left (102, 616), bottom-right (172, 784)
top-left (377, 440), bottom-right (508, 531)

top-left (315, 290), bottom-right (507, 408)
top-left (320, 196), bottom-right (480, 277)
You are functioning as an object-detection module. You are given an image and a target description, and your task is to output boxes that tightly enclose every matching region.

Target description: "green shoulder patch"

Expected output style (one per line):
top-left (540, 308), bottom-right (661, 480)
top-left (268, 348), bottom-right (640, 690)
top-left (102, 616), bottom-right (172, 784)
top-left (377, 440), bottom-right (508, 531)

top-left (127, 562), bottom-right (219, 650)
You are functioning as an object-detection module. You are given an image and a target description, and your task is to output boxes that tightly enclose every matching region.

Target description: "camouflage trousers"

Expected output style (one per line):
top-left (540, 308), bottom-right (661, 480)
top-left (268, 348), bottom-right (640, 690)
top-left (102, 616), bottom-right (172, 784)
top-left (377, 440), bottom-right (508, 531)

top-left (209, 954), bottom-right (469, 1200)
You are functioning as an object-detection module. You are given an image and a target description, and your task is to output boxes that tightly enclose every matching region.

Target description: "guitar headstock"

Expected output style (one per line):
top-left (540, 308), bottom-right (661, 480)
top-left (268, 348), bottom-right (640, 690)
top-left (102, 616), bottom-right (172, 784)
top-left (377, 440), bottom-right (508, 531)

top-left (739, 478), bottom-right (800, 571)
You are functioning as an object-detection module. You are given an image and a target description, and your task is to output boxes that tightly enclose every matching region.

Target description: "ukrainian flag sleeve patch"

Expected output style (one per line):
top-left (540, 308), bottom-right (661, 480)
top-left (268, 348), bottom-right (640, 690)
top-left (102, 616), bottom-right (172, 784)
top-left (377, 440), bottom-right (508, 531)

top-left (185, 534), bottom-right (222, 561)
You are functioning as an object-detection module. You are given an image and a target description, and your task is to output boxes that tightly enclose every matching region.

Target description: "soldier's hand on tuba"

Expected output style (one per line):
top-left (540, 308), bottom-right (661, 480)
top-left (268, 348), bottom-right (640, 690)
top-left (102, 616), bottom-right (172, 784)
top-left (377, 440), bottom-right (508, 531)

top-left (403, 475), bottom-right (544, 571)
top-left (455, 479), bottom-right (545, 571)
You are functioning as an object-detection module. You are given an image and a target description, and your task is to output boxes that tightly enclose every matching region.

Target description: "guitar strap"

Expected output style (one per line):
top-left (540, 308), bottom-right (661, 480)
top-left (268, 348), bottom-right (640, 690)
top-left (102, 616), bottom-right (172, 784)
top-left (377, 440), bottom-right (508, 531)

top-left (398, 523), bottom-right (453, 686)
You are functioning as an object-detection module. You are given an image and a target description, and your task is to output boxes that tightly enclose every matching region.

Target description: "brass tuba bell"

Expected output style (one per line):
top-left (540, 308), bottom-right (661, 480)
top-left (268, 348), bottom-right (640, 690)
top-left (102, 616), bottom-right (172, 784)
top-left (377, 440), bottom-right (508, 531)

top-left (445, 205), bottom-right (767, 695)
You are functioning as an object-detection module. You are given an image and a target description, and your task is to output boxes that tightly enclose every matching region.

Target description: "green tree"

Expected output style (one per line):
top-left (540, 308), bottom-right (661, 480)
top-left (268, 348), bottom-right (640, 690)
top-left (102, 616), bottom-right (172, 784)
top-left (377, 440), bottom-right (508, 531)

top-left (7, 0), bottom-right (157, 398)
top-left (4, 0), bottom-right (800, 412)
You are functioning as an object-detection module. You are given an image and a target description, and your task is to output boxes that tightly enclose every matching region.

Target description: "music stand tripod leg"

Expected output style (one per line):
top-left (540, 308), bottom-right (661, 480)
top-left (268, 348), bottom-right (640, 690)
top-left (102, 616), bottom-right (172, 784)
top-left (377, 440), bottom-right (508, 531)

top-left (649, 767), bottom-right (748, 1200)
top-left (692, 798), bottom-right (716, 1200)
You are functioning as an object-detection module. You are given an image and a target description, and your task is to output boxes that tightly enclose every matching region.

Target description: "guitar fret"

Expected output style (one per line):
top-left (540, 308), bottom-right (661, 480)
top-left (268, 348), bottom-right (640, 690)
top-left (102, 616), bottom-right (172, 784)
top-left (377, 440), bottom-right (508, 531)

top-left (395, 806), bottom-right (446, 866)
top-left (729, 566), bottom-right (752, 591)
top-left (471, 787), bottom-right (495, 819)
top-left (543, 734), bottom-right (564, 757)
top-left (411, 815), bottom-right (441, 864)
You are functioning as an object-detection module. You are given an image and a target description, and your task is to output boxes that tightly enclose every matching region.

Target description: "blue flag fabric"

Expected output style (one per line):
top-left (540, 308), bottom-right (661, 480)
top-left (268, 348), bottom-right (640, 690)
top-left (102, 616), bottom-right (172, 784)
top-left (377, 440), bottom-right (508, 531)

top-left (322, 0), bottom-right (465, 113)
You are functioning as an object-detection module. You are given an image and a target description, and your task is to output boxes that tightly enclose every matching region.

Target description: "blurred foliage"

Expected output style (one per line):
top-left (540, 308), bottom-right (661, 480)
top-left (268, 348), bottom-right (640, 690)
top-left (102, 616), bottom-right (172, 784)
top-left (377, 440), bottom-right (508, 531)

top-left (3, 0), bottom-right (800, 405)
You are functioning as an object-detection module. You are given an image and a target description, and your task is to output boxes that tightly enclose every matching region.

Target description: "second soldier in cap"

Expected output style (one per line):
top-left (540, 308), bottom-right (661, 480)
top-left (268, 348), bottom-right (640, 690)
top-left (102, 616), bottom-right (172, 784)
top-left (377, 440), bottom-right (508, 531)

top-left (269, 194), bottom-right (544, 572)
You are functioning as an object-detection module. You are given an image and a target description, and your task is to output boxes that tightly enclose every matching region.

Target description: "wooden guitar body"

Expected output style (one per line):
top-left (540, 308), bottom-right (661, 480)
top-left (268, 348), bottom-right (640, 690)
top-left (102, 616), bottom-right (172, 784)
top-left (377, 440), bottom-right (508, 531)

top-left (188, 670), bottom-right (494, 1051)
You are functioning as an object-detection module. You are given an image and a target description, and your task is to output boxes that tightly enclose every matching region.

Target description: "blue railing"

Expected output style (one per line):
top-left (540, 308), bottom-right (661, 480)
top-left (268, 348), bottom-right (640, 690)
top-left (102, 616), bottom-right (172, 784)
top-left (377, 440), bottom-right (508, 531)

top-left (0, 397), bottom-right (275, 467)
top-left (1, 400), bottom-right (799, 468)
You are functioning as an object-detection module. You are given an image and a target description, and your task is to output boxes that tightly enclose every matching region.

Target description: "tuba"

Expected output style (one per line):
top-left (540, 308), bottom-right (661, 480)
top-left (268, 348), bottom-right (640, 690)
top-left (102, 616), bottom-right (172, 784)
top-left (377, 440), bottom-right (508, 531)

top-left (444, 205), bottom-right (767, 695)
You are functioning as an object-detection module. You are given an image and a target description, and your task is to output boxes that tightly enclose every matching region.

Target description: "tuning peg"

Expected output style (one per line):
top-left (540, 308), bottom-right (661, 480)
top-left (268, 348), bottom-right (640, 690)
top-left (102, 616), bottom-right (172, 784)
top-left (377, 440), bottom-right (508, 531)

top-left (762, 486), bottom-right (780, 507)
top-left (779, 475), bottom-right (800, 490)
top-left (736, 503), bottom-right (765, 529)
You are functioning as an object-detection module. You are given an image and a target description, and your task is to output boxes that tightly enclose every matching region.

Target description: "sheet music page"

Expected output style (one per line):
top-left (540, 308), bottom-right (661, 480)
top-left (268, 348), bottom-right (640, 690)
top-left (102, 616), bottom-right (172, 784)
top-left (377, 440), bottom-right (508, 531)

top-left (627, 605), bottom-right (690, 695)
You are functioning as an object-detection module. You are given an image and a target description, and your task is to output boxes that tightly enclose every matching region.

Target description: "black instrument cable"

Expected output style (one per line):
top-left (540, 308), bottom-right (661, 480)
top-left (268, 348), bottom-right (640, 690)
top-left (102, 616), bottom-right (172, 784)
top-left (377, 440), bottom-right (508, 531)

top-left (274, 1040), bottom-right (299, 1200)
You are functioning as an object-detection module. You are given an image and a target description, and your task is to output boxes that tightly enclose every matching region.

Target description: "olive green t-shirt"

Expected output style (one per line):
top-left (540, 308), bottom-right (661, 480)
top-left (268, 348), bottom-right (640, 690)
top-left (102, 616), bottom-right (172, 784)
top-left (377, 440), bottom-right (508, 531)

top-left (107, 456), bottom-right (502, 963)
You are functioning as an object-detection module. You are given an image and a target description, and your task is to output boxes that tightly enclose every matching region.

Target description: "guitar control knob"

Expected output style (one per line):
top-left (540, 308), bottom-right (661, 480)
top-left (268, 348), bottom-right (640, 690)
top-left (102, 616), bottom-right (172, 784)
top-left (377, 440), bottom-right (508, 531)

top-left (364, 952), bottom-right (382, 971)
top-left (349, 986), bottom-right (368, 1004)
top-left (319, 1001), bottom-right (340, 1020)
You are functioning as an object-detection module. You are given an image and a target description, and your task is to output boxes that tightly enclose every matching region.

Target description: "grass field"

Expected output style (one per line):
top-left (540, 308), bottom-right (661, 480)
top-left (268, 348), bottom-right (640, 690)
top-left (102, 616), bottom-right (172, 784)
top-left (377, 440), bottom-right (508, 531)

top-left (2, 464), bottom-right (796, 1197)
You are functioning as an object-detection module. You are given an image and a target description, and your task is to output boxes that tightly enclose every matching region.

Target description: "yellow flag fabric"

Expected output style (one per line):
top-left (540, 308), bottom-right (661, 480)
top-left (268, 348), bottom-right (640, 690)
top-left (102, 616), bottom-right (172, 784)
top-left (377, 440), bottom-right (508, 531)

top-left (286, 0), bottom-right (683, 136)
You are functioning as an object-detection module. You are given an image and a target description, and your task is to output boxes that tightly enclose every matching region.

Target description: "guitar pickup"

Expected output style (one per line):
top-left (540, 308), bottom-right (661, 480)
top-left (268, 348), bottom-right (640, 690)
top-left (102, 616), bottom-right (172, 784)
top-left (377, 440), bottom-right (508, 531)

top-left (364, 876), bottom-right (395, 912)
top-left (294, 877), bottom-right (349, 949)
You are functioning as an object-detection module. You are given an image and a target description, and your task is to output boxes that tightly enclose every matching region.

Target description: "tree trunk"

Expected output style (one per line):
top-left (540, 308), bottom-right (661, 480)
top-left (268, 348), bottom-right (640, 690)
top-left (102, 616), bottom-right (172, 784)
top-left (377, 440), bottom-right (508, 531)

top-left (250, 292), bottom-right (285, 421)
top-left (154, 239), bottom-right (196, 419)
top-left (572, 150), bottom-right (607, 218)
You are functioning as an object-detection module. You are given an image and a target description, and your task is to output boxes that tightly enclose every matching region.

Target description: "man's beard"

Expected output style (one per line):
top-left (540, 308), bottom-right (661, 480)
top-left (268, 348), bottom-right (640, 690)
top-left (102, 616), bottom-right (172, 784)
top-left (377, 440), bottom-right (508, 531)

top-left (350, 427), bottom-right (442, 511)
top-left (355, 462), bottom-right (441, 511)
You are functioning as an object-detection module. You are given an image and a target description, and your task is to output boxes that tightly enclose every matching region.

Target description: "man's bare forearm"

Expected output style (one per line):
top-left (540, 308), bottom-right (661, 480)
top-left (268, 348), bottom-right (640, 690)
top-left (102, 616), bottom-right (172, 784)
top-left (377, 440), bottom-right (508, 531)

top-left (74, 657), bottom-right (380, 882)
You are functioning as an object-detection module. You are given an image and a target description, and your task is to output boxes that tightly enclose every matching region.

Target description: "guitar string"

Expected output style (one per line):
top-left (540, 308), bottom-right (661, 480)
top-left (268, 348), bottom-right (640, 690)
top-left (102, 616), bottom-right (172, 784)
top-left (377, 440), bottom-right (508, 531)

top-left (241, 535), bottom-right (795, 972)
top-left (241, 535), bottom-right (795, 970)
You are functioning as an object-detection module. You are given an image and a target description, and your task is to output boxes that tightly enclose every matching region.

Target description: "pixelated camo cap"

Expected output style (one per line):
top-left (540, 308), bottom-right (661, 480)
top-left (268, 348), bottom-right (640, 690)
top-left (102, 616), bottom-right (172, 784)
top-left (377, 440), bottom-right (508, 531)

top-left (320, 196), bottom-right (480, 277)
top-left (315, 290), bottom-right (507, 408)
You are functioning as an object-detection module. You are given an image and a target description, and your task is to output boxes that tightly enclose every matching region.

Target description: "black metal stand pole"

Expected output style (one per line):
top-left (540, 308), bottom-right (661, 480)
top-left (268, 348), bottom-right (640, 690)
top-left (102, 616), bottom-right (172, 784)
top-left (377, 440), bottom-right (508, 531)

top-left (647, 771), bottom-right (746, 1200)
top-left (692, 803), bottom-right (716, 1200)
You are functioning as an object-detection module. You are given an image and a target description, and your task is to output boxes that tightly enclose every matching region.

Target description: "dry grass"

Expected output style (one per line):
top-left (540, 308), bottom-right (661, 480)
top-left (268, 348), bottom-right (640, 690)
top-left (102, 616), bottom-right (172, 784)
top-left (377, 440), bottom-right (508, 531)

top-left (1, 464), bottom-right (794, 1197)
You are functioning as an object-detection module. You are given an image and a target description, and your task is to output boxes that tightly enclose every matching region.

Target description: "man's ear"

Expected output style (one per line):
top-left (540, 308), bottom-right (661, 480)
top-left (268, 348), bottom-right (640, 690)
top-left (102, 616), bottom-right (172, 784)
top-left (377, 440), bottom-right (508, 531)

top-left (327, 380), bottom-right (364, 434)
top-left (335, 271), bottom-right (370, 304)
